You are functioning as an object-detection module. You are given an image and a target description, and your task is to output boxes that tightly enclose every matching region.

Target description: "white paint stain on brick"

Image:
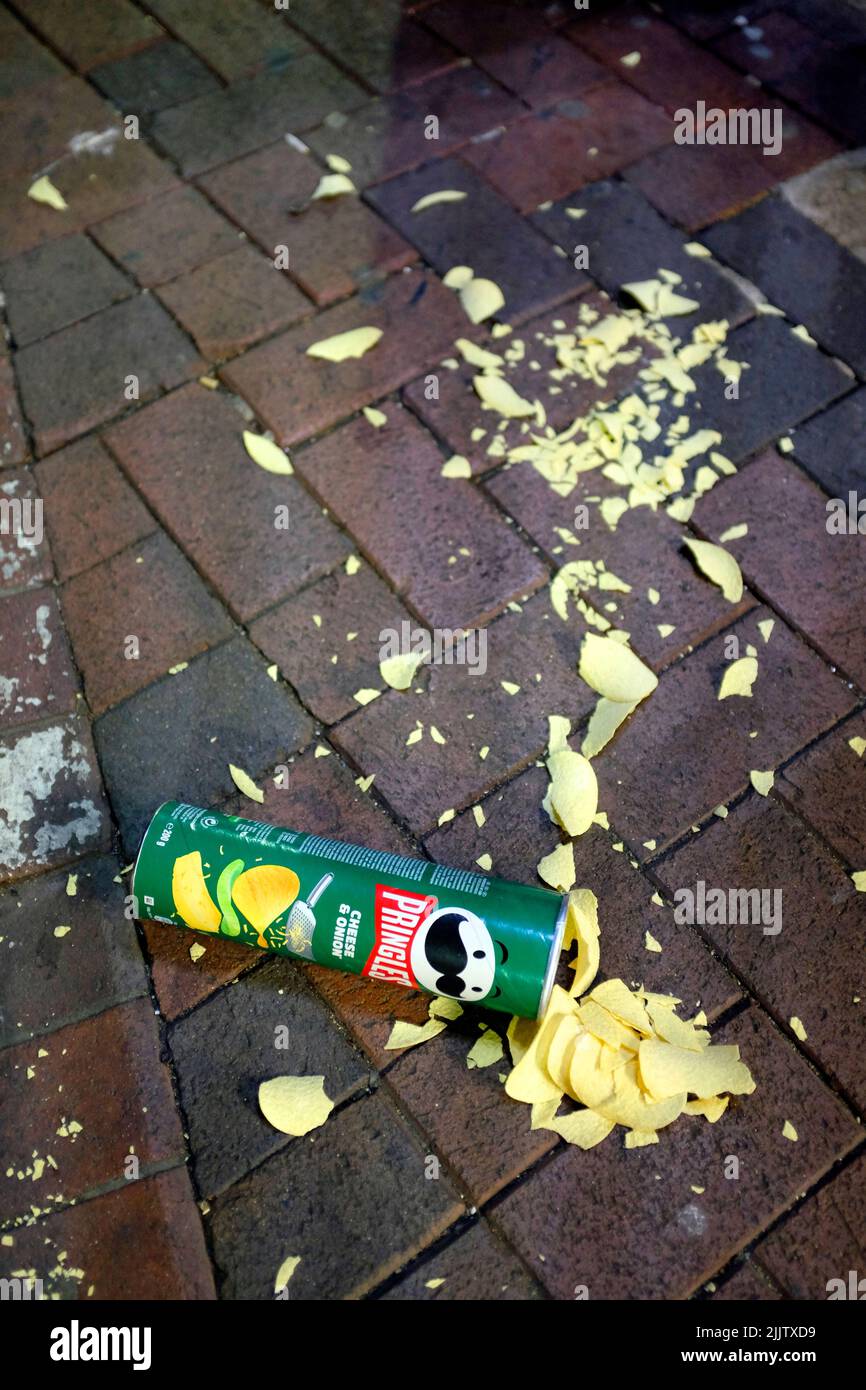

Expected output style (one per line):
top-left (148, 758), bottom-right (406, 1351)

top-left (0, 724), bottom-right (102, 871)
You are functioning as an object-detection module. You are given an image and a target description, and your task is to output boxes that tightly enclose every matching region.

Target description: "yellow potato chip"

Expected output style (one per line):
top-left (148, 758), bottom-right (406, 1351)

top-left (460, 276), bottom-right (505, 323)
top-left (544, 1014), bottom-right (582, 1092)
top-left (506, 988), bottom-right (575, 1103)
top-left (507, 1014), bottom-right (538, 1068)
top-left (232, 864), bottom-right (300, 945)
top-left (581, 697), bottom-right (637, 758)
top-left (473, 373), bottom-right (535, 418)
top-left (27, 175), bottom-right (67, 210)
top-left (228, 763), bottom-right (264, 803)
top-left (467, 1027), bottom-right (504, 1069)
top-left (258, 1075), bottom-right (334, 1135)
top-left (639, 1038), bottom-right (755, 1100)
top-left (718, 656), bottom-right (758, 700)
top-left (547, 714), bottom-right (571, 754)
top-left (547, 749), bottom-right (598, 836)
top-left (244, 430), bottom-right (294, 475)
top-left (645, 930), bottom-right (663, 953)
top-left (749, 768), bottom-right (774, 796)
top-left (411, 189), bottom-right (468, 213)
top-left (363, 406), bottom-right (387, 427)
top-left (789, 1016), bottom-right (807, 1041)
top-left (683, 1100), bottom-right (733, 1123)
top-left (588, 979), bottom-right (654, 1035)
top-left (385, 1018), bottom-right (447, 1051)
top-left (307, 326), bottom-right (382, 361)
top-left (578, 633), bottom-right (658, 704)
top-left (441, 454), bottom-right (472, 478)
top-left (429, 997), bottom-right (463, 1021)
top-left (601, 1060), bottom-right (686, 1131)
top-left (565, 889), bottom-right (601, 998)
top-left (379, 651), bottom-right (424, 690)
top-left (312, 172), bottom-right (356, 199)
top-left (578, 999), bottom-right (640, 1053)
top-left (274, 1254), bottom-right (301, 1292)
top-left (353, 688), bottom-right (381, 705)
top-left (545, 1108), bottom-right (615, 1149)
top-left (647, 1002), bottom-right (710, 1051)
top-left (537, 841), bottom-right (576, 892)
top-left (443, 264), bottom-right (474, 289)
top-left (624, 1128), bottom-right (658, 1148)
top-left (455, 337), bottom-right (503, 369)
top-left (683, 538), bottom-right (743, 603)
top-left (782, 1120), bottom-right (798, 1142)
top-left (851, 870), bottom-right (866, 892)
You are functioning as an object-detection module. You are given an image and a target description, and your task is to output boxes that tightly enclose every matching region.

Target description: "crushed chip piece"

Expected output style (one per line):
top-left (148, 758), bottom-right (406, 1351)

top-left (782, 1120), bottom-right (799, 1141)
top-left (411, 189), bottom-right (467, 213)
top-left (312, 172), bottom-right (356, 199)
top-left (851, 870), bottom-right (866, 892)
top-left (379, 651), bottom-right (424, 691)
top-left (363, 406), bottom-right (387, 428)
top-left (683, 538), bottom-right (743, 603)
top-left (578, 633), bottom-right (658, 704)
top-left (460, 276), bottom-right (505, 323)
top-left (274, 1255), bottom-right (301, 1292)
top-left (430, 997), bottom-right (463, 1020)
top-left (307, 326), bottom-right (382, 362)
top-left (243, 431), bottom-right (293, 474)
top-left (353, 688), bottom-right (381, 705)
top-left (547, 749), bottom-right (598, 836)
top-left (189, 942), bottom-right (206, 962)
top-left (624, 1128), bottom-right (658, 1148)
top-left (467, 1027), bottom-right (505, 1069)
top-left (537, 841), bottom-right (575, 892)
top-left (644, 930), bottom-right (663, 954)
top-left (228, 763), bottom-right (264, 803)
top-left (441, 453), bottom-right (472, 478)
top-left (789, 1016), bottom-right (807, 1042)
top-left (639, 1039), bottom-right (755, 1100)
top-left (474, 374), bottom-right (535, 418)
top-left (476, 853), bottom-right (492, 871)
top-left (749, 769), bottom-right (774, 796)
top-left (718, 656), bottom-right (758, 700)
top-left (258, 1075), bottom-right (334, 1135)
top-left (847, 736), bottom-right (865, 757)
top-left (28, 175), bottom-right (67, 210)
top-left (65, 874), bottom-right (77, 897)
top-left (386, 1017), bottom-right (447, 1050)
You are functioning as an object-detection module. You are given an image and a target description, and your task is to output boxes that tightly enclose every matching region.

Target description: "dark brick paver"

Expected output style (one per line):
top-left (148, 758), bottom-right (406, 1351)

top-left (1, 0), bottom-right (864, 1304)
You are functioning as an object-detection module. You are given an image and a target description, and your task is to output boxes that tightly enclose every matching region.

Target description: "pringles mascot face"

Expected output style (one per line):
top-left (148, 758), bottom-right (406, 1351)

top-left (409, 905), bottom-right (505, 1002)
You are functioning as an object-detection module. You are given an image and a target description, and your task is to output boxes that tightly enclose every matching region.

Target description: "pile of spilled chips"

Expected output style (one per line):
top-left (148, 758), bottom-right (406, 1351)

top-left (503, 890), bottom-right (755, 1150)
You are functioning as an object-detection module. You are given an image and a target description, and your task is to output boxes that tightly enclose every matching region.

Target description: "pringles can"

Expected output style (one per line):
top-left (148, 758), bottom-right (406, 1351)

top-left (133, 801), bottom-right (567, 1018)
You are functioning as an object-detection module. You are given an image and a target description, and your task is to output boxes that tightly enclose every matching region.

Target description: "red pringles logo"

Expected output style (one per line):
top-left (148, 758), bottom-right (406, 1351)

top-left (362, 885), bottom-right (438, 988)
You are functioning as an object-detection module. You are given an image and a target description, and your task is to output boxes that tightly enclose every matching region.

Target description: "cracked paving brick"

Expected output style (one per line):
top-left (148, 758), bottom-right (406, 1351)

top-left (0, 587), bottom-right (77, 731)
top-left (0, 717), bottom-right (109, 883)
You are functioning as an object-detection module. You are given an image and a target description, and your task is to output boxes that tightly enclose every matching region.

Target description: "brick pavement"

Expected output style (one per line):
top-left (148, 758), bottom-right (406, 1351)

top-left (0, 0), bottom-right (864, 1303)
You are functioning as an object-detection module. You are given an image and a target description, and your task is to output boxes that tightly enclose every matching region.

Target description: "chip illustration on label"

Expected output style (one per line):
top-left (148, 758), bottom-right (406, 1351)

top-left (133, 802), bottom-right (568, 1018)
